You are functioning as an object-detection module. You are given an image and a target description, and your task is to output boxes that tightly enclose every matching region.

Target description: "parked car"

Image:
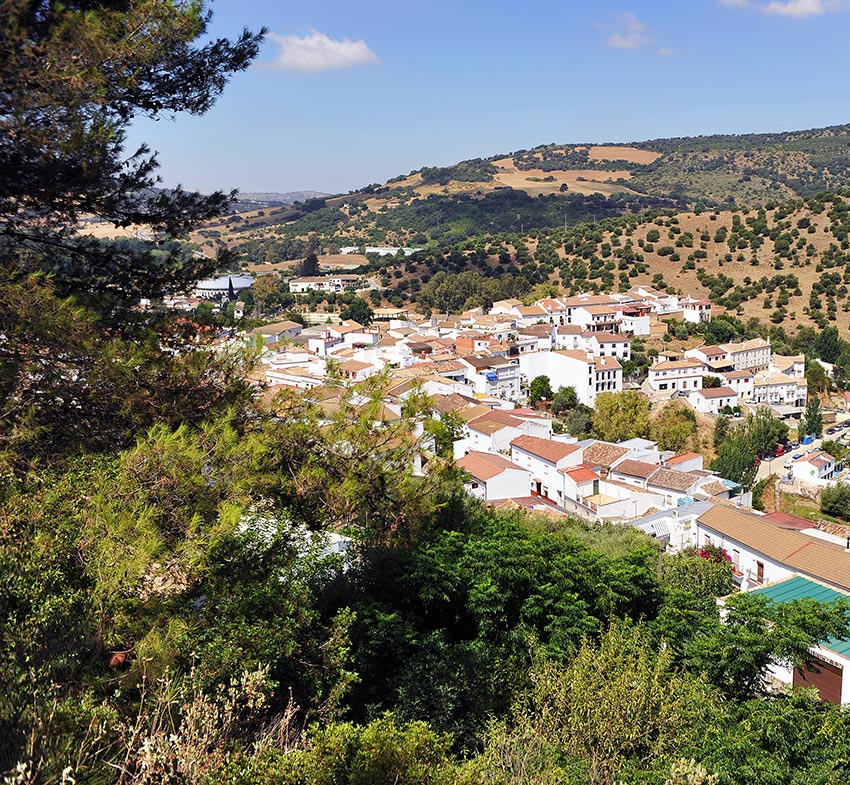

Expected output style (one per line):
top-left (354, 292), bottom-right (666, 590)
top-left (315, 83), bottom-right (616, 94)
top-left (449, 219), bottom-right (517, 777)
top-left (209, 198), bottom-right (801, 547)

top-left (790, 442), bottom-right (800, 449)
top-left (773, 444), bottom-right (785, 457)
top-left (793, 453), bottom-right (803, 459)
top-left (801, 434), bottom-right (815, 445)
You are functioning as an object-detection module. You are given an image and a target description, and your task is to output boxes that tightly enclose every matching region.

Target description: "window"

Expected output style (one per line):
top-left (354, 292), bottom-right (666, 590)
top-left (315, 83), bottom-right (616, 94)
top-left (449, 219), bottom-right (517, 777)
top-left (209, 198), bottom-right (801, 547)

top-left (732, 549), bottom-right (740, 569)
top-left (756, 561), bottom-right (764, 584)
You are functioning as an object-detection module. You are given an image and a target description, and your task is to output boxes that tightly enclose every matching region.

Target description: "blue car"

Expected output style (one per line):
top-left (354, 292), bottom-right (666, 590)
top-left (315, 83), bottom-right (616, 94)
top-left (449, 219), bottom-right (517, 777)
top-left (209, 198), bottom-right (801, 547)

top-left (793, 453), bottom-right (803, 459)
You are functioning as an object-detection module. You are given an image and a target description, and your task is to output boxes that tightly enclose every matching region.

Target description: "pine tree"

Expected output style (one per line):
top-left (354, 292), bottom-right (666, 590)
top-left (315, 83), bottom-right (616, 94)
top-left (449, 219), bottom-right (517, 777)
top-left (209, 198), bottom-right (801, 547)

top-left (0, 2), bottom-right (265, 464)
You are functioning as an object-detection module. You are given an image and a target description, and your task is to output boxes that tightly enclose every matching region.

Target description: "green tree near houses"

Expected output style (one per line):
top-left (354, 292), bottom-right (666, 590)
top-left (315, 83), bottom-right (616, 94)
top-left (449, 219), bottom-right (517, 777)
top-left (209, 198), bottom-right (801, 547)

top-left (800, 396), bottom-right (823, 438)
top-left (529, 375), bottom-right (554, 405)
top-left (592, 391), bottom-right (651, 442)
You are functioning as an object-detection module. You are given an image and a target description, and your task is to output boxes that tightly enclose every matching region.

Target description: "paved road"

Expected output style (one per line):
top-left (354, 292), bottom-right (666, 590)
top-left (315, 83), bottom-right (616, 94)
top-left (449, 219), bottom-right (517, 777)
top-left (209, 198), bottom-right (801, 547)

top-left (754, 417), bottom-right (850, 482)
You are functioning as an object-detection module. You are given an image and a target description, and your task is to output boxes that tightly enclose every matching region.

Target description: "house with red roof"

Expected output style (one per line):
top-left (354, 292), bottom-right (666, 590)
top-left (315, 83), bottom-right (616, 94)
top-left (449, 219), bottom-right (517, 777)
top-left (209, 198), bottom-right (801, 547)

top-left (456, 451), bottom-right (530, 502)
top-left (510, 435), bottom-right (583, 505)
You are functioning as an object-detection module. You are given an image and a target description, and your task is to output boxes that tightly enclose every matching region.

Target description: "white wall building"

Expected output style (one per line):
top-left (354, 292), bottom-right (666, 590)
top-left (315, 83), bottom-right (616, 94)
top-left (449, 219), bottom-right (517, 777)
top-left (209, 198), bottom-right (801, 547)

top-left (791, 451), bottom-right (840, 485)
top-left (510, 435), bottom-right (583, 506)
top-left (681, 296), bottom-right (713, 324)
top-left (720, 370), bottom-right (755, 400)
top-left (721, 338), bottom-right (771, 372)
top-left (647, 359), bottom-right (707, 393)
top-left (456, 451), bottom-right (530, 502)
top-left (687, 386), bottom-right (738, 415)
top-left (288, 274), bottom-right (361, 294)
top-left (751, 373), bottom-right (807, 407)
top-left (519, 350), bottom-right (622, 408)
top-left (458, 356), bottom-right (521, 400)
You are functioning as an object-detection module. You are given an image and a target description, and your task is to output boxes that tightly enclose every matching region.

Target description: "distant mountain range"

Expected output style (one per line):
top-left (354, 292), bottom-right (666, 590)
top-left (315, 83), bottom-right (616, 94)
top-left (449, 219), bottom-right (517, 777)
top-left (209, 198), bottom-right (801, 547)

top-left (235, 191), bottom-right (329, 208)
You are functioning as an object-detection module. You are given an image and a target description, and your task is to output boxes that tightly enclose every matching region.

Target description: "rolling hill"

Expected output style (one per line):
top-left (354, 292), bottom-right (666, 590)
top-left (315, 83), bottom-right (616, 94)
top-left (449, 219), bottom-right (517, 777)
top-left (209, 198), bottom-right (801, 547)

top-left (103, 123), bottom-right (850, 335)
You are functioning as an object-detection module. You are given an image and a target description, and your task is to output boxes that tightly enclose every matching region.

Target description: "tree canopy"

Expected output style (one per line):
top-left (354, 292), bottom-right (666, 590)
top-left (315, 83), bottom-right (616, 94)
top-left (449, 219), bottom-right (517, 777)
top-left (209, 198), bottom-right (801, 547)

top-left (592, 391), bottom-right (651, 443)
top-left (0, 0), bottom-right (265, 467)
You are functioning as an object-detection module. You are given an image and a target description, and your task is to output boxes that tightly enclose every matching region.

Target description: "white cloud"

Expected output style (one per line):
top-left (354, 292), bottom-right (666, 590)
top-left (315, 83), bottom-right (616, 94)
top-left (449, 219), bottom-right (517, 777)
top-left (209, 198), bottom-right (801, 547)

top-left (721, 0), bottom-right (850, 15)
top-left (606, 12), bottom-right (653, 48)
top-left (265, 30), bottom-right (379, 72)
top-left (763, 0), bottom-right (826, 14)
top-left (657, 47), bottom-right (675, 56)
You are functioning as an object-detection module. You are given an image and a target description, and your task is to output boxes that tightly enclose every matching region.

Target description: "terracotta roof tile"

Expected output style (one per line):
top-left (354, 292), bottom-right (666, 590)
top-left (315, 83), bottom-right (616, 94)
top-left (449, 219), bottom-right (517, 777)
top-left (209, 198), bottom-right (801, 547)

top-left (456, 451), bottom-right (525, 481)
top-left (511, 435), bottom-right (581, 463)
top-left (562, 465), bottom-right (600, 483)
top-left (666, 452), bottom-right (701, 466)
top-left (647, 468), bottom-right (699, 492)
top-left (613, 459), bottom-right (660, 479)
top-left (699, 505), bottom-right (850, 592)
top-left (582, 441), bottom-right (630, 468)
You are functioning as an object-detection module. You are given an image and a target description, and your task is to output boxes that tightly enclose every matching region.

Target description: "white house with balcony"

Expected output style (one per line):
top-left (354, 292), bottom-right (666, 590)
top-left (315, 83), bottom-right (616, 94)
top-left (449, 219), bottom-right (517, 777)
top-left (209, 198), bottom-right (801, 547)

top-left (571, 304), bottom-right (620, 333)
top-left (458, 355), bottom-right (521, 400)
top-left (721, 338), bottom-right (771, 372)
top-left (681, 295), bottom-right (712, 324)
top-left (751, 372), bottom-right (807, 407)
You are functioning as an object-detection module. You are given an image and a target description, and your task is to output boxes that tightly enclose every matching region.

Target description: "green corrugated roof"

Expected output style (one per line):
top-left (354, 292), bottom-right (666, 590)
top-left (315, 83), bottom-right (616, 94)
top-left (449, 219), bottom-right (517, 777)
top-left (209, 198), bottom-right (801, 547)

top-left (750, 575), bottom-right (850, 659)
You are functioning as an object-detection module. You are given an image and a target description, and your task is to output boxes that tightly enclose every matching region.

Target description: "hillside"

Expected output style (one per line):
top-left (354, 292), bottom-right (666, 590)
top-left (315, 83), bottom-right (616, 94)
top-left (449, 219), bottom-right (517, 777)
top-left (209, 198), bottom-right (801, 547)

top-left (181, 124), bottom-right (850, 254)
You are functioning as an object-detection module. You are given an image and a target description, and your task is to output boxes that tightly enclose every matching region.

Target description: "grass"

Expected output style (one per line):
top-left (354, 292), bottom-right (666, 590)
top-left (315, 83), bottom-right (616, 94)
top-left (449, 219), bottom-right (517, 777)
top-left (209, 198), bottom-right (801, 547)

top-left (777, 490), bottom-right (848, 526)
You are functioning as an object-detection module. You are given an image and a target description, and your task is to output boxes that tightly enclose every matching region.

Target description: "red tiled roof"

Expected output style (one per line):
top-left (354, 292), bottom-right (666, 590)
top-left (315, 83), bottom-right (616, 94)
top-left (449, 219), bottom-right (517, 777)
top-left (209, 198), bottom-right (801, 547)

top-left (582, 441), bottom-right (630, 468)
top-left (762, 511), bottom-right (815, 531)
top-left (613, 459), bottom-right (659, 479)
top-left (697, 386), bottom-right (737, 399)
top-left (562, 465), bottom-right (599, 483)
top-left (666, 452), bottom-right (701, 466)
top-left (511, 435), bottom-right (581, 463)
top-left (457, 451), bottom-right (525, 481)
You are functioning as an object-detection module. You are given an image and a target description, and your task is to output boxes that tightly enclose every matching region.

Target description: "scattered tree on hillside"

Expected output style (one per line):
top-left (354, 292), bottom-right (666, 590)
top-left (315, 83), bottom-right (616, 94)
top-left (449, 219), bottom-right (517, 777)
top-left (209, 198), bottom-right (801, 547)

top-left (592, 391), bottom-right (651, 443)
top-left (339, 297), bottom-right (374, 325)
top-left (746, 407), bottom-right (788, 456)
top-left (297, 252), bottom-right (321, 277)
top-left (651, 402), bottom-right (698, 453)
top-left (821, 481), bottom-right (850, 521)
top-left (711, 430), bottom-right (757, 489)
top-left (551, 386), bottom-right (579, 415)
top-left (806, 359), bottom-right (830, 396)
top-left (0, 1), bottom-right (265, 465)
top-left (815, 326), bottom-right (843, 364)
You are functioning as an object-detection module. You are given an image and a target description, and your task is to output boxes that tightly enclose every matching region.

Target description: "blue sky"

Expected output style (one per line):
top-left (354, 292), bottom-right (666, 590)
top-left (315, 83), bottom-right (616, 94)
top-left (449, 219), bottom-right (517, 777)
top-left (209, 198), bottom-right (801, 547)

top-left (126, 0), bottom-right (850, 196)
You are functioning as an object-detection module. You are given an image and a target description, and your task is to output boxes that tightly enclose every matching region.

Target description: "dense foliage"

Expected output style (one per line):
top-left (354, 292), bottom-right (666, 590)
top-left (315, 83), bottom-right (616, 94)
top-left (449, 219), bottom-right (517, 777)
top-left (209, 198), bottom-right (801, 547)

top-left (6, 5), bottom-right (850, 785)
